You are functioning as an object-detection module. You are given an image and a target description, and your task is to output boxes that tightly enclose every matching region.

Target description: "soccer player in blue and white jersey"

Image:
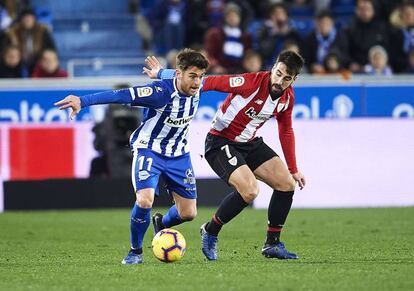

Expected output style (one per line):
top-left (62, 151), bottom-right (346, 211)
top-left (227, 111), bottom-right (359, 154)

top-left (55, 49), bottom-right (209, 264)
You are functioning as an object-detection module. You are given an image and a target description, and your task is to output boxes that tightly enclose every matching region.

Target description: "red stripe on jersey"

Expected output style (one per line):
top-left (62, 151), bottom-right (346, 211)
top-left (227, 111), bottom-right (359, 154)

top-left (219, 92), bottom-right (268, 140)
top-left (220, 93), bottom-right (238, 114)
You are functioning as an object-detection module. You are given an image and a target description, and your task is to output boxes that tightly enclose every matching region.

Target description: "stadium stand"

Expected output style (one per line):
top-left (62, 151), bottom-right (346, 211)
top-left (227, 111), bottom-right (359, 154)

top-left (32, 0), bottom-right (144, 76)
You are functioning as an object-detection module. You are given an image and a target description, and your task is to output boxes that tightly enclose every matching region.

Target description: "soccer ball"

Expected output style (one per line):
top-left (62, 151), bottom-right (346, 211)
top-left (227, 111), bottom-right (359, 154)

top-left (152, 228), bottom-right (186, 263)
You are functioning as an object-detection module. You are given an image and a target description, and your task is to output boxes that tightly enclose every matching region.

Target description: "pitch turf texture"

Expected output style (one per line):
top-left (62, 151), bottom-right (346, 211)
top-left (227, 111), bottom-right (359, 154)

top-left (1, 207), bottom-right (413, 291)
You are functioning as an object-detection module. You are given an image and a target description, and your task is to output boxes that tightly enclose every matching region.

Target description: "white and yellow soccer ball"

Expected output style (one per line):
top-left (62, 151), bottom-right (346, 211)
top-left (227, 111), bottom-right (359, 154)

top-left (152, 228), bottom-right (186, 263)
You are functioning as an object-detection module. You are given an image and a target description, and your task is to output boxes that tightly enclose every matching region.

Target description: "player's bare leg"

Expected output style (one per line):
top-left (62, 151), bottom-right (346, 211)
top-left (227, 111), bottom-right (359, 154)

top-left (122, 188), bottom-right (155, 265)
top-left (152, 193), bottom-right (197, 234)
top-left (254, 157), bottom-right (299, 259)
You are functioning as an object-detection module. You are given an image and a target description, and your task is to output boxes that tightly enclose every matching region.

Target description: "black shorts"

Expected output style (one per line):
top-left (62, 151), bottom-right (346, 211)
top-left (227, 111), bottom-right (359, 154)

top-left (204, 133), bottom-right (279, 183)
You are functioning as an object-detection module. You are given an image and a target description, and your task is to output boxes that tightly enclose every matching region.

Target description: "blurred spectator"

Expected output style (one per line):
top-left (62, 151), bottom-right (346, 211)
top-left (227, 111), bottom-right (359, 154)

top-left (2, 0), bottom-right (32, 19)
top-left (206, 0), bottom-right (226, 27)
top-left (363, 45), bottom-right (393, 76)
top-left (31, 49), bottom-right (68, 78)
top-left (303, 10), bottom-right (341, 74)
top-left (191, 0), bottom-right (253, 44)
top-left (150, 0), bottom-right (187, 54)
top-left (0, 1), bottom-right (12, 31)
top-left (339, 0), bottom-right (392, 73)
top-left (230, 0), bottom-right (255, 28)
top-left (242, 49), bottom-right (262, 72)
top-left (406, 48), bottom-right (414, 73)
top-left (391, 1), bottom-right (414, 72)
top-left (257, 3), bottom-right (302, 70)
top-left (185, 0), bottom-right (209, 46)
top-left (313, 0), bottom-right (331, 13)
top-left (376, 0), bottom-right (403, 21)
top-left (7, 8), bottom-right (56, 73)
top-left (204, 2), bottom-right (251, 74)
top-left (0, 44), bottom-right (26, 77)
top-left (166, 48), bottom-right (178, 68)
top-left (314, 50), bottom-right (352, 80)
top-left (282, 39), bottom-right (301, 54)
top-left (323, 51), bottom-right (352, 79)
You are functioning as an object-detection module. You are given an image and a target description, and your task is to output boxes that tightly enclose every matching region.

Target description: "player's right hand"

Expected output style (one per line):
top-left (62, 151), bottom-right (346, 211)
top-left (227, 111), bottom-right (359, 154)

top-left (54, 95), bottom-right (81, 120)
top-left (143, 56), bottom-right (164, 79)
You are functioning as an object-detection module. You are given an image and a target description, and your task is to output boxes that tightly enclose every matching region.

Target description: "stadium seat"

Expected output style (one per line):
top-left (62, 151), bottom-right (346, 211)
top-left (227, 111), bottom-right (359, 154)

top-left (72, 64), bottom-right (142, 77)
top-left (54, 30), bottom-right (141, 51)
top-left (32, 0), bottom-right (129, 17)
top-left (53, 15), bottom-right (135, 31)
top-left (331, 0), bottom-right (355, 17)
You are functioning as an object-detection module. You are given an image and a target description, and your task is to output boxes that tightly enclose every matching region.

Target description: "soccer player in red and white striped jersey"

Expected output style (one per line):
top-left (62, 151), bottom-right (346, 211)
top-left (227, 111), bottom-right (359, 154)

top-left (146, 50), bottom-right (306, 260)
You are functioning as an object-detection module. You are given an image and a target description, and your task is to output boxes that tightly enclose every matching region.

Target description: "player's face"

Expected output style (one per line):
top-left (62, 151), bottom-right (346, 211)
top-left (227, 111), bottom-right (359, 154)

top-left (269, 62), bottom-right (296, 99)
top-left (176, 66), bottom-right (206, 96)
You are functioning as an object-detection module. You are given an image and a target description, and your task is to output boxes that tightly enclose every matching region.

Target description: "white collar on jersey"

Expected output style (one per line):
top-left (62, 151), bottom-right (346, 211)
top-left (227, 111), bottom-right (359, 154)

top-left (173, 77), bottom-right (203, 98)
top-left (172, 77), bottom-right (180, 98)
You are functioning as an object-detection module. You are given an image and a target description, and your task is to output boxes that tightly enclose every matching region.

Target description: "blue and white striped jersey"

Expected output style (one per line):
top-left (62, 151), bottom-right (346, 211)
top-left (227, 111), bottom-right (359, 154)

top-left (129, 78), bottom-right (201, 157)
top-left (80, 77), bottom-right (202, 157)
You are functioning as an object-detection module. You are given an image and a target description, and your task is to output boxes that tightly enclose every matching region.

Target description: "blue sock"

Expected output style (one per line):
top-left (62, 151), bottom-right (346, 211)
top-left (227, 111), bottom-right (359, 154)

top-left (130, 203), bottom-right (151, 250)
top-left (162, 205), bottom-right (184, 227)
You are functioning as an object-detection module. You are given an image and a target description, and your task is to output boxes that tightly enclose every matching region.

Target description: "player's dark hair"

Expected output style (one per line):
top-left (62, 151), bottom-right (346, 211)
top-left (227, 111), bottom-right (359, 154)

top-left (268, 3), bottom-right (288, 18)
top-left (176, 48), bottom-right (209, 71)
top-left (275, 50), bottom-right (304, 76)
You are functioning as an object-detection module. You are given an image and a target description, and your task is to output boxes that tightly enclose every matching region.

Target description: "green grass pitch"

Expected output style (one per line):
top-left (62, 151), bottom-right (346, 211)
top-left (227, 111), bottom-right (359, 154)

top-left (1, 207), bottom-right (413, 290)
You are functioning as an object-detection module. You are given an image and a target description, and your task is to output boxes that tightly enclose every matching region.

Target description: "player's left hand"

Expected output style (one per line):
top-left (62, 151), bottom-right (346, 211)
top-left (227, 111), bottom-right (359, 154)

top-left (292, 172), bottom-right (306, 190)
top-left (54, 95), bottom-right (81, 120)
top-left (143, 56), bottom-right (164, 79)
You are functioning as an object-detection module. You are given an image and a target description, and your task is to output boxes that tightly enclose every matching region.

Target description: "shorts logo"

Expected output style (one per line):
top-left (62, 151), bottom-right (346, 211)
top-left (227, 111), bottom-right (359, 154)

top-left (229, 76), bottom-right (245, 88)
top-left (228, 156), bottom-right (237, 166)
top-left (184, 168), bottom-right (196, 184)
top-left (138, 170), bottom-right (150, 181)
top-left (137, 87), bottom-right (153, 97)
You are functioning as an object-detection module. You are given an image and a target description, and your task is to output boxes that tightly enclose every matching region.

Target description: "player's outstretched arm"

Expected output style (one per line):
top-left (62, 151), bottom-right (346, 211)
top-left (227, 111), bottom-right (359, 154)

top-left (54, 95), bottom-right (81, 120)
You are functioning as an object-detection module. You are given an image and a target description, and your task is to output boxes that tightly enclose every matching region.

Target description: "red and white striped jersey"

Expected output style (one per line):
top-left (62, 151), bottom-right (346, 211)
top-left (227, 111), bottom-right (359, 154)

top-left (202, 71), bottom-right (298, 174)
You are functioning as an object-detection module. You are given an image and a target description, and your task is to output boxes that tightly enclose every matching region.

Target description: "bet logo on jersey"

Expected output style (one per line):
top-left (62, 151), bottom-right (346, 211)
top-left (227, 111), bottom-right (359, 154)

top-left (229, 76), bottom-right (245, 88)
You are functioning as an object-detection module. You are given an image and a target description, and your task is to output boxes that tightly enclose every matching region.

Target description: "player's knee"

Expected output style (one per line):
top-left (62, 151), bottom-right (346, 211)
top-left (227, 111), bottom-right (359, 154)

top-left (136, 196), bottom-right (153, 208)
top-left (239, 180), bottom-right (259, 203)
top-left (274, 176), bottom-right (296, 192)
top-left (179, 208), bottom-right (197, 221)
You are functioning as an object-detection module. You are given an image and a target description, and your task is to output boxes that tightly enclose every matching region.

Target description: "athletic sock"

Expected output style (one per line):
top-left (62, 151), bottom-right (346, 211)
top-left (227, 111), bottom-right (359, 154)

top-left (162, 205), bottom-right (184, 227)
top-left (130, 247), bottom-right (142, 255)
top-left (205, 191), bottom-right (249, 236)
top-left (266, 190), bottom-right (294, 245)
top-left (130, 203), bottom-right (151, 250)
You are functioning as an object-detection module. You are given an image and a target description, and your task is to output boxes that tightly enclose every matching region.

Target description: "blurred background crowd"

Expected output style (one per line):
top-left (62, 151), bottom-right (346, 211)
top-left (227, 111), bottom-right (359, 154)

top-left (1, 0), bottom-right (414, 79)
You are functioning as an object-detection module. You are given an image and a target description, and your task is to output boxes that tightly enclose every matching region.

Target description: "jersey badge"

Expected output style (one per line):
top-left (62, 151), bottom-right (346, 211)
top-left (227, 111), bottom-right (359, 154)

top-left (229, 76), bottom-right (245, 88)
top-left (137, 87), bottom-right (153, 97)
top-left (228, 156), bottom-right (238, 166)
